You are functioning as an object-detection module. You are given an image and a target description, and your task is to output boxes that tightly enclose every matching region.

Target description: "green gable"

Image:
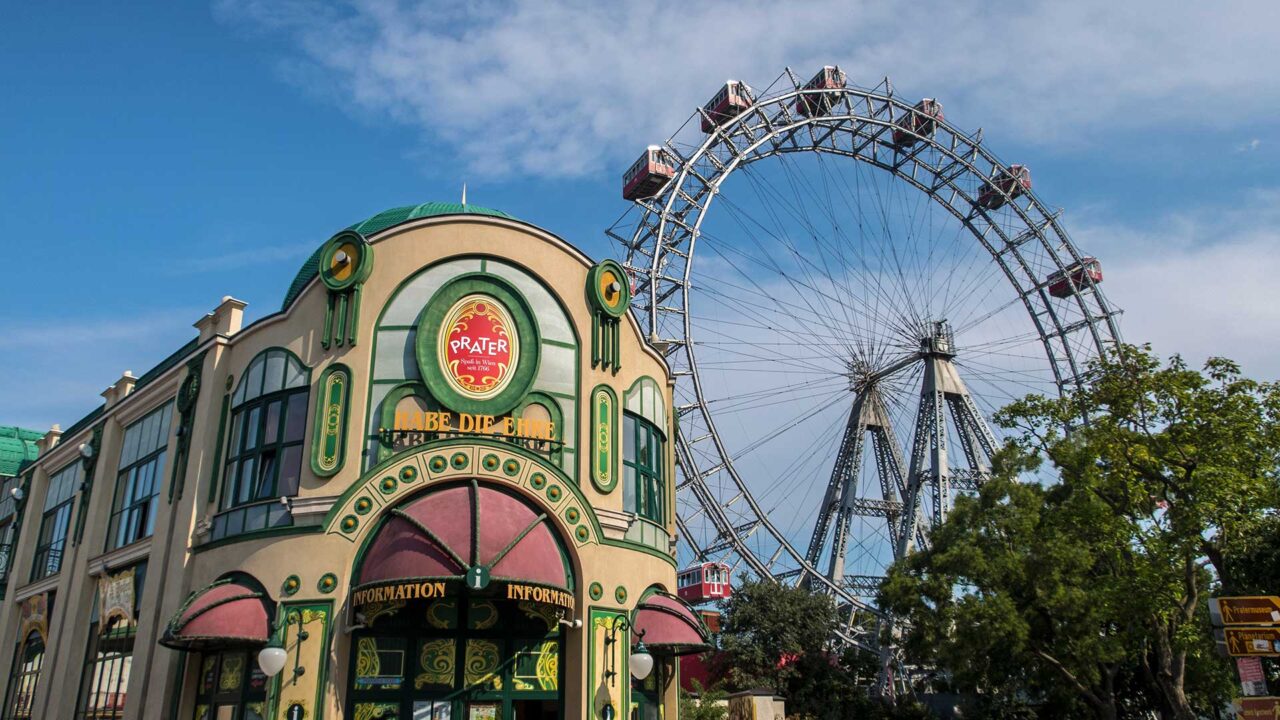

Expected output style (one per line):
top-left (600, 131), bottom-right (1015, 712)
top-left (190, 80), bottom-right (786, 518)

top-left (0, 426), bottom-right (41, 478)
top-left (282, 202), bottom-right (516, 311)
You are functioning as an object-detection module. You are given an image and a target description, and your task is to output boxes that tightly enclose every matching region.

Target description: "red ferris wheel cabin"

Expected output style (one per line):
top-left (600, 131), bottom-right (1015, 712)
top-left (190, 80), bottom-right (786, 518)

top-left (677, 562), bottom-right (732, 603)
top-left (892, 98), bottom-right (944, 147)
top-left (622, 145), bottom-right (677, 201)
top-left (796, 65), bottom-right (847, 117)
top-left (701, 80), bottom-right (755, 133)
top-left (1046, 257), bottom-right (1104, 298)
top-left (977, 164), bottom-right (1032, 210)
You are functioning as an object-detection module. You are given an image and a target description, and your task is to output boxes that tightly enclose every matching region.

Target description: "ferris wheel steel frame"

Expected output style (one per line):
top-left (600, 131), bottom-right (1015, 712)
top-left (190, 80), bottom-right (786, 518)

top-left (610, 70), bottom-right (1122, 652)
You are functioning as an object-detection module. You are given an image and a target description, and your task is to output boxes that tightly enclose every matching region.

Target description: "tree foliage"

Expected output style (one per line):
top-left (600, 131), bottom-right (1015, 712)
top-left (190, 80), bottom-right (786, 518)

top-left (717, 578), bottom-right (928, 719)
top-left (880, 345), bottom-right (1278, 719)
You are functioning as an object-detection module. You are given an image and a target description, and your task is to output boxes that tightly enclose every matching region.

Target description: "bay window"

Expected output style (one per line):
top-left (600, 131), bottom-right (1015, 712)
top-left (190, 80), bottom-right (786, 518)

top-left (213, 349), bottom-right (308, 541)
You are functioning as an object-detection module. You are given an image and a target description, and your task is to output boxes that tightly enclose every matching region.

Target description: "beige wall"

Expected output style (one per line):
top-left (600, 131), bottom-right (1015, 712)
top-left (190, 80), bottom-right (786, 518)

top-left (0, 214), bottom-right (680, 720)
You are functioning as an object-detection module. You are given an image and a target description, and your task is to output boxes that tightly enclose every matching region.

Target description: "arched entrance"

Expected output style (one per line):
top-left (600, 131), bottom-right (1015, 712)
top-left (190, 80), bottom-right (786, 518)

top-left (346, 480), bottom-right (575, 720)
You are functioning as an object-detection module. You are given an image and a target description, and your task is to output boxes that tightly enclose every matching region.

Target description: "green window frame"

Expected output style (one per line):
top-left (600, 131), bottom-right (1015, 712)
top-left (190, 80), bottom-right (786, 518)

top-left (107, 403), bottom-right (173, 551)
top-left (31, 461), bottom-right (80, 582)
top-left (623, 412), bottom-right (666, 524)
top-left (213, 350), bottom-right (309, 541)
top-left (1, 631), bottom-right (44, 720)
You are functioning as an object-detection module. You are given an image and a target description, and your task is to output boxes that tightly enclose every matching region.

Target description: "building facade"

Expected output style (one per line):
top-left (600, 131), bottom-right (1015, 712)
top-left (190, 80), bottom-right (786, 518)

top-left (0, 204), bottom-right (708, 720)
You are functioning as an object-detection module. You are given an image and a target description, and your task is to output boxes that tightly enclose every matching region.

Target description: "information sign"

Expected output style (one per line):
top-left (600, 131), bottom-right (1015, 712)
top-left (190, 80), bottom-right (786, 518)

top-left (1211, 596), bottom-right (1280, 626)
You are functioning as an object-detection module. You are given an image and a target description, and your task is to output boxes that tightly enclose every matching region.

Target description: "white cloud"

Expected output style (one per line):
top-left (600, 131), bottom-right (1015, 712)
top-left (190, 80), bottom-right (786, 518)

top-left (1074, 189), bottom-right (1280, 380)
top-left (215, 0), bottom-right (1280, 177)
top-left (1236, 138), bottom-right (1262, 152)
top-left (0, 309), bottom-right (204, 429)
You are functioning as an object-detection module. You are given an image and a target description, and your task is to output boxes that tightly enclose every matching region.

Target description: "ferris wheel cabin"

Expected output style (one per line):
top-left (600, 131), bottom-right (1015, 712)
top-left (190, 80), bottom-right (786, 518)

top-left (796, 65), bottom-right (847, 117)
top-left (622, 145), bottom-right (677, 201)
top-left (892, 98), bottom-right (945, 147)
top-left (977, 164), bottom-right (1032, 210)
top-left (1046, 257), bottom-right (1104, 298)
top-left (677, 562), bottom-right (732, 603)
top-left (701, 80), bottom-right (755, 132)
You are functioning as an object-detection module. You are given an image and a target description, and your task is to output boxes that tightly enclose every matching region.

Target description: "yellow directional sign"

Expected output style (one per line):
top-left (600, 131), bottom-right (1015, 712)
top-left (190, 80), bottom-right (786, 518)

top-left (1211, 597), bottom-right (1280, 626)
top-left (1224, 627), bottom-right (1280, 657)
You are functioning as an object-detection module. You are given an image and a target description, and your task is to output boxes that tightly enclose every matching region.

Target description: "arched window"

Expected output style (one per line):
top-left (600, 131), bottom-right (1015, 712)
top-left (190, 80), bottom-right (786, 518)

top-left (214, 349), bottom-right (309, 541)
top-left (2, 631), bottom-right (44, 720)
top-left (623, 378), bottom-right (669, 525)
top-left (623, 413), bottom-right (666, 524)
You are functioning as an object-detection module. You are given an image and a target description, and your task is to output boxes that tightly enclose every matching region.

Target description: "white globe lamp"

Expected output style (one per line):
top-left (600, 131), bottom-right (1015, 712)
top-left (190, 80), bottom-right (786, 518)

top-left (629, 642), bottom-right (654, 681)
top-left (257, 645), bottom-right (288, 677)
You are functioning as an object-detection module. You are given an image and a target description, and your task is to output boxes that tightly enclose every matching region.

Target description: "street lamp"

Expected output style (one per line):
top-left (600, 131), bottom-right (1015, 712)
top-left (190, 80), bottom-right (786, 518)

top-left (602, 616), bottom-right (652, 685)
top-left (258, 611), bottom-right (309, 685)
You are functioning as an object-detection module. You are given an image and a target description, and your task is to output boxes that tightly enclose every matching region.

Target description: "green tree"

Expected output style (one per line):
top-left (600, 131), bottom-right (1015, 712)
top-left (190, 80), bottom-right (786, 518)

top-left (718, 578), bottom-right (880, 718)
top-left (880, 345), bottom-right (1273, 719)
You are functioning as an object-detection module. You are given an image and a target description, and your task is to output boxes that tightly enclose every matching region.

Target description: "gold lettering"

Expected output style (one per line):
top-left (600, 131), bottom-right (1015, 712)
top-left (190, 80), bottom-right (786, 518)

top-left (459, 414), bottom-right (475, 432)
top-left (439, 414), bottom-right (452, 431)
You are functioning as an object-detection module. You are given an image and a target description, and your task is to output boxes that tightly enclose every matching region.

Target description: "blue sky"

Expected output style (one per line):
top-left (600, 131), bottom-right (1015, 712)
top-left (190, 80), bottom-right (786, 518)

top-left (3, 0), bottom-right (1278, 431)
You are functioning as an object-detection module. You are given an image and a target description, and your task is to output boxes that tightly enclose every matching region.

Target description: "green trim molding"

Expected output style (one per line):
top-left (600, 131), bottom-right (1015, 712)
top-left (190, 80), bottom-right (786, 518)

top-left (589, 385), bottom-right (618, 494)
top-left (311, 364), bottom-right (352, 477)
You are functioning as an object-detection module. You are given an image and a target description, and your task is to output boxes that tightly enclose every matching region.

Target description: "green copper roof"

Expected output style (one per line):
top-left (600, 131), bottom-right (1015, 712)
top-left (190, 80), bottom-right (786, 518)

top-left (0, 426), bottom-right (41, 478)
top-left (282, 202), bottom-right (516, 310)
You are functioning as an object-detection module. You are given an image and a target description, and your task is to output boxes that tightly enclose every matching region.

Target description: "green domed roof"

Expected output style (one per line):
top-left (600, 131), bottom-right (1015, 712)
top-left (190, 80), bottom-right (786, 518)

top-left (0, 426), bottom-right (41, 478)
top-left (282, 202), bottom-right (516, 310)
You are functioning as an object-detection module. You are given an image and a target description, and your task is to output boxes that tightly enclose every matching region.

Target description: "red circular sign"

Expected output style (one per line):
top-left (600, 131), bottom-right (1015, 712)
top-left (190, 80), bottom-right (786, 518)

top-left (437, 294), bottom-right (519, 399)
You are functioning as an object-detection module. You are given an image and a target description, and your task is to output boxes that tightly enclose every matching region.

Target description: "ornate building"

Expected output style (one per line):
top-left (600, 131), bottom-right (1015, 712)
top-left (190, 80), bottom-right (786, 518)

top-left (0, 204), bottom-right (708, 720)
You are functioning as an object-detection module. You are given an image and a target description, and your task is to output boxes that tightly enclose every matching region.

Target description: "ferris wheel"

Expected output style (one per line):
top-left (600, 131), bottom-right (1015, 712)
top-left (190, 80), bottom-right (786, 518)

top-left (608, 67), bottom-right (1122, 653)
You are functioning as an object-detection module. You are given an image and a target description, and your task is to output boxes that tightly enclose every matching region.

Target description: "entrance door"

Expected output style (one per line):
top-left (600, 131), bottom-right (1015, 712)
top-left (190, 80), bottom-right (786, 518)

top-left (348, 598), bottom-right (563, 720)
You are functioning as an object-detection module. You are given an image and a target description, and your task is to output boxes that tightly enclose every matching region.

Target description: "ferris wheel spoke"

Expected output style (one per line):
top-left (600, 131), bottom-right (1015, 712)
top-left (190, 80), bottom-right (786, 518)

top-left (719, 169), bottom-right (921, 350)
top-left (695, 237), bottom-right (868, 353)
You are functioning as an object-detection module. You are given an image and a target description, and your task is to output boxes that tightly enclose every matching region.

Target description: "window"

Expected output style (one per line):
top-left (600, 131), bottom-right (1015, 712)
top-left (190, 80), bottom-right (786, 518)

top-left (1, 631), bottom-right (44, 720)
top-left (107, 403), bottom-right (173, 550)
top-left (32, 462), bottom-right (80, 581)
top-left (213, 350), bottom-right (308, 541)
top-left (0, 476), bottom-right (22, 592)
top-left (190, 650), bottom-right (268, 720)
top-left (75, 563), bottom-right (145, 720)
top-left (623, 413), bottom-right (666, 524)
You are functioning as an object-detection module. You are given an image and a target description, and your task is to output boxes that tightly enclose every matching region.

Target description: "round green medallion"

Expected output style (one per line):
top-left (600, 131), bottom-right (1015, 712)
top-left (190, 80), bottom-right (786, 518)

top-left (415, 274), bottom-right (541, 416)
top-left (318, 230), bottom-right (373, 291)
top-left (586, 259), bottom-right (632, 318)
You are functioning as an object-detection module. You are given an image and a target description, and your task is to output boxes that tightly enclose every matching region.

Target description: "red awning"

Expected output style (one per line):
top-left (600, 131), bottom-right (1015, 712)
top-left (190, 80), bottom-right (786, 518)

top-left (354, 482), bottom-right (572, 602)
top-left (634, 592), bottom-right (712, 656)
top-left (159, 578), bottom-right (271, 650)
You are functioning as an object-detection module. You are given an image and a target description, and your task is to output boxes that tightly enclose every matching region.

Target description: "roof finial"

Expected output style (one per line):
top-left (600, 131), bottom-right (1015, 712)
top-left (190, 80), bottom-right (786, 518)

top-left (461, 183), bottom-right (467, 207)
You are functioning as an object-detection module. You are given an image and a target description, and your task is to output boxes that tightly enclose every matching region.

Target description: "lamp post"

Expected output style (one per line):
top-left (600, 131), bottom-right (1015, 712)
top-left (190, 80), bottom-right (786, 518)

top-left (258, 610), bottom-right (309, 685)
top-left (599, 615), bottom-right (654, 719)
